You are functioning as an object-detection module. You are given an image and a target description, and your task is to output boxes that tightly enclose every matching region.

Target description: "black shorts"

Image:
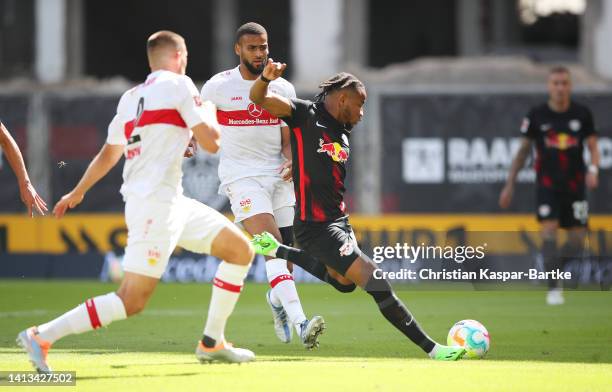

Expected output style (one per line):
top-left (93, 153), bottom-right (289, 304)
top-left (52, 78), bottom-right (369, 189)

top-left (536, 187), bottom-right (588, 228)
top-left (293, 216), bottom-right (361, 275)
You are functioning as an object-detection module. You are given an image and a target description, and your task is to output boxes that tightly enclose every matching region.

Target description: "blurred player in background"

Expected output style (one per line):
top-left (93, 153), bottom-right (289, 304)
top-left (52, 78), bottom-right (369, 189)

top-left (17, 31), bottom-right (256, 373)
top-left (500, 66), bottom-right (599, 305)
top-left (0, 119), bottom-right (47, 216)
top-left (201, 22), bottom-right (324, 348)
top-left (249, 59), bottom-right (466, 361)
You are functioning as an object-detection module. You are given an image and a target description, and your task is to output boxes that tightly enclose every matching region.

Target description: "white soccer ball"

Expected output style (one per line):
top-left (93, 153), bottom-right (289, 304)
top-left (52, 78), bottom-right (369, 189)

top-left (447, 319), bottom-right (490, 359)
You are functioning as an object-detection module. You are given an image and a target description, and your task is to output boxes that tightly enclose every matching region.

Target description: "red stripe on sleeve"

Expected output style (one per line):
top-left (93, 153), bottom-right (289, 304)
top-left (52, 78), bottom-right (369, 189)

top-left (124, 121), bottom-right (135, 139)
top-left (85, 298), bottom-right (102, 329)
top-left (213, 277), bottom-right (243, 293)
top-left (270, 274), bottom-right (294, 288)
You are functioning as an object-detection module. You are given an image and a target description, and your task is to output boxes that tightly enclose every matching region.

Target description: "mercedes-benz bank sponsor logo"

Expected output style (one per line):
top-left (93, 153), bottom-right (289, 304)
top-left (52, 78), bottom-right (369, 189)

top-left (247, 103), bottom-right (264, 118)
top-left (402, 137), bottom-right (612, 184)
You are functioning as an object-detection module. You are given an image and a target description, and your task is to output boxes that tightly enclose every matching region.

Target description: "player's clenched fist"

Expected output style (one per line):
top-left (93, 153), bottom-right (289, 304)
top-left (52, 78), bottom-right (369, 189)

top-left (262, 58), bottom-right (286, 81)
top-left (53, 192), bottom-right (84, 218)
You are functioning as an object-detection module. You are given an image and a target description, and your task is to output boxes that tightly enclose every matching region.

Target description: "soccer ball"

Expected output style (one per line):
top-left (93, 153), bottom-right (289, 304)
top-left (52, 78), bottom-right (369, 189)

top-left (447, 319), bottom-right (490, 359)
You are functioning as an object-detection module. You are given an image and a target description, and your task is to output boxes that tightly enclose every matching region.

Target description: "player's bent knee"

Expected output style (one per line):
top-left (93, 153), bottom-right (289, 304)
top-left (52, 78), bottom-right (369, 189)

top-left (228, 240), bottom-right (254, 265)
top-left (115, 291), bottom-right (148, 316)
top-left (327, 267), bottom-right (353, 285)
top-left (116, 274), bottom-right (157, 316)
top-left (224, 237), bottom-right (254, 265)
top-left (211, 227), bottom-right (254, 266)
top-left (125, 301), bottom-right (147, 316)
top-left (333, 282), bottom-right (357, 293)
top-left (324, 267), bottom-right (357, 293)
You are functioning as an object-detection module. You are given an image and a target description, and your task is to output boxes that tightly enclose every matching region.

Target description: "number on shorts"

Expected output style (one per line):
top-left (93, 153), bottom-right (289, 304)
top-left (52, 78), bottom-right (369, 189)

top-left (572, 200), bottom-right (588, 222)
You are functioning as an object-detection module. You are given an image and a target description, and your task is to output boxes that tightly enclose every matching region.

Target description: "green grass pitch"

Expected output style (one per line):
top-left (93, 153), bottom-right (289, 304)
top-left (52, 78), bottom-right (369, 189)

top-left (1, 280), bottom-right (611, 391)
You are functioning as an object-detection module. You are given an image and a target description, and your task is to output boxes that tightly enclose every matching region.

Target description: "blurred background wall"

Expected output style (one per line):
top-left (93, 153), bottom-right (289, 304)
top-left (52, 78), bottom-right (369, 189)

top-left (0, 0), bottom-right (610, 279)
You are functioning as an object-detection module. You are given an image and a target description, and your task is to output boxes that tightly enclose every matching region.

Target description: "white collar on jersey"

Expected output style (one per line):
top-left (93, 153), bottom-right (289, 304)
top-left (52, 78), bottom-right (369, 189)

top-left (146, 69), bottom-right (178, 81)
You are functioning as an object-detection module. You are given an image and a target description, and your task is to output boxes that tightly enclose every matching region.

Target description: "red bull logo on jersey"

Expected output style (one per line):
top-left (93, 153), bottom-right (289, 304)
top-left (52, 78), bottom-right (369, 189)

top-left (317, 139), bottom-right (349, 163)
top-left (545, 132), bottom-right (578, 150)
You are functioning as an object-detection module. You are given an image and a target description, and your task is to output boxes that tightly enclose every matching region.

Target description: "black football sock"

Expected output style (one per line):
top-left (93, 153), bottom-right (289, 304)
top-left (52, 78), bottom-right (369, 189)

top-left (276, 244), bottom-right (356, 293)
top-left (365, 275), bottom-right (436, 353)
top-left (542, 238), bottom-right (558, 289)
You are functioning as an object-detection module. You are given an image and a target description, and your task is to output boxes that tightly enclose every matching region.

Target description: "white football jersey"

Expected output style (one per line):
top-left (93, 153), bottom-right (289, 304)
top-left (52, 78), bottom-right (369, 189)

top-left (106, 70), bottom-right (211, 202)
top-left (200, 66), bottom-right (296, 188)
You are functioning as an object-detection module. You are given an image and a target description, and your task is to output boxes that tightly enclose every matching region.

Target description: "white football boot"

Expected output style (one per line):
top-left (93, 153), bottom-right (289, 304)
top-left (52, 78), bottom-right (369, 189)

top-left (195, 340), bottom-right (255, 364)
top-left (266, 289), bottom-right (292, 343)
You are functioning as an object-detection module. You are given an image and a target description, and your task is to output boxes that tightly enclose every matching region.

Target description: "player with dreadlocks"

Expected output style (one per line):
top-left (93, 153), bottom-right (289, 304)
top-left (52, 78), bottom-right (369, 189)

top-left (249, 59), bottom-right (466, 360)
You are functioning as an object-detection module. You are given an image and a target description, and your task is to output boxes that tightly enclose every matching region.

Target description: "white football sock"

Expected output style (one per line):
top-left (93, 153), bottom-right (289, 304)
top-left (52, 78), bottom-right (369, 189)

top-left (203, 261), bottom-right (250, 343)
top-left (37, 292), bottom-right (127, 344)
top-left (266, 258), bottom-right (307, 332)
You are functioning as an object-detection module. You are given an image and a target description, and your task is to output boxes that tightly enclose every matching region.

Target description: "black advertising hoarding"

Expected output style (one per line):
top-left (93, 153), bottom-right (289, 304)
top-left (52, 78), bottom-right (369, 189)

top-left (0, 94), bottom-right (228, 213)
top-left (47, 95), bottom-right (124, 211)
top-left (2, 92), bottom-right (611, 215)
top-left (380, 93), bottom-right (612, 213)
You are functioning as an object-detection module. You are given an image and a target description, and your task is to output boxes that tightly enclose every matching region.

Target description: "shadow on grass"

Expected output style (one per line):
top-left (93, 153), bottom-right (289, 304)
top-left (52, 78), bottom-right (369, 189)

top-left (1, 346), bottom-right (611, 365)
top-left (77, 357), bottom-right (311, 381)
top-left (105, 357), bottom-right (307, 369)
top-left (78, 372), bottom-right (201, 381)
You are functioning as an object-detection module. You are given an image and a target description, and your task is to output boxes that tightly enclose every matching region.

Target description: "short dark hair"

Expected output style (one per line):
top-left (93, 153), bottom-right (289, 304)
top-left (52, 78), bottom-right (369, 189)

top-left (147, 30), bottom-right (184, 54)
top-left (549, 65), bottom-right (570, 75)
top-left (235, 22), bottom-right (267, 43)
top-left (315, 72), bottom-right (365, 102)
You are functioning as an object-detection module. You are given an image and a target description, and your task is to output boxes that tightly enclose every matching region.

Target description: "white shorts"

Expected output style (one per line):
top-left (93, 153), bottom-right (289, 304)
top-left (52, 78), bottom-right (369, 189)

top-left (222, 176), bottom-right (295, 227)
top-left (122, 195), bottom-right (230, 278)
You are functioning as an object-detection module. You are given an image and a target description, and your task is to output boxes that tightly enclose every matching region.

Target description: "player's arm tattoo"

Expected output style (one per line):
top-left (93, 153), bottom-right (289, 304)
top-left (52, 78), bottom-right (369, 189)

top-left (505, 137), bottom-right (532, 186)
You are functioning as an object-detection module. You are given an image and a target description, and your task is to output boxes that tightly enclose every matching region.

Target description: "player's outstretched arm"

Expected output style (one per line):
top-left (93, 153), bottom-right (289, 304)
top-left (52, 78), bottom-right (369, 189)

top-left (0, 122), bottom-right (48, 217)
top-left (499, 137), bottom-right (532, 209)
top-left (249, 58), bottom-right (292, 119)
top-left (191, 101), bottom-right (221, 154)
top-left (53, 143), bottom-right (123, 218)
